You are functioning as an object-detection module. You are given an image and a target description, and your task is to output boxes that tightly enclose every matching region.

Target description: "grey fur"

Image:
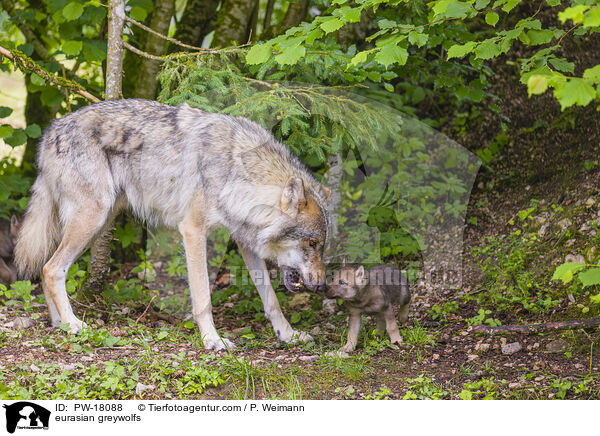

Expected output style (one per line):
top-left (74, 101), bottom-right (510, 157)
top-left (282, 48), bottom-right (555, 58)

top-left (15, 99), bottom-right (330, 350)
top-left (328, 265), bottom-right (411, 353)
top-left (0, 216), bottom-right (20, 286)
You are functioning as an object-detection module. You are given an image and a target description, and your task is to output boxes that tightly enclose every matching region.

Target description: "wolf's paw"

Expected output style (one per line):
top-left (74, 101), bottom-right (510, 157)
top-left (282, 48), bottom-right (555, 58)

top-left (203, 336), bottom-right (236, 352)
top-left (283, 330), bottom-right (313, 344)
top-left (61, 318), bottom-right (87, 334)
top-left (342, 343), bottom-right (355, 354)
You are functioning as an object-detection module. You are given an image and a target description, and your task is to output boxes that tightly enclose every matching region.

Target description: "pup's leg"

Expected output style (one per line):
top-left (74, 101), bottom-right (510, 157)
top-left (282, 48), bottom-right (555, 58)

top-left (383, 307), bottom-right (403, 345)
top-left (238, 244), bottom-right (312, 343)
top-left (398, 303), bottom-right (410, 324)
top-left (42, 204), bottom-right (110, 333)
top-left (342, 309), bottom-right (362, 353)
top-left (179, 209), bottom-right (233, 352)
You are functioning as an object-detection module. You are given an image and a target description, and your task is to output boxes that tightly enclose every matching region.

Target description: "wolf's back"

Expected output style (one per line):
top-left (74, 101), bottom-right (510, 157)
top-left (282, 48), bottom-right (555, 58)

top-left (14, 175), bottom-right (60, 279)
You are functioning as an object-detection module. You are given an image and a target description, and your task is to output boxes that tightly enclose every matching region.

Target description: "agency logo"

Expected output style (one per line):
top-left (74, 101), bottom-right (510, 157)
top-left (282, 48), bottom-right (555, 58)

top-left (3, 402), bottom-right (51, 434)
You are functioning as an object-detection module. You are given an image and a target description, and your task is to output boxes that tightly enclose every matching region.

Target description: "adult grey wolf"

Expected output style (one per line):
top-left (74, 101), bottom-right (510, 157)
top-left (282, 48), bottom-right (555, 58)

top-left (15, 99), bottom-right (330, 351)
top-left (0, 216), bottom-right (20, 286)
top-left (327, 264), bottom-right (410, 353)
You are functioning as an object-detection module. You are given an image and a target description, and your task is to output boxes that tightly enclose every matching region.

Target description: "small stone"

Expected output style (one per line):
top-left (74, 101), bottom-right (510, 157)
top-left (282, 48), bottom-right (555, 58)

top-left (467, 354), bottom-right (478, 361)
top-left (565, 254), bottom-right (585, 264)
top-left (534, 376), bottom-right (544, 381)
top-left (586, 198), bottom-right (595, 207)
top-left (324, 322), bottom-right (336, 331)
top-left (322, 298), bottom-right (338, 314)
top-left (135, 382), bottom-right (155, 395)
top-left (289, 292), bottom-right (311, 308)
top-left (298, 355), bottom-right (318, 363)
top-left (432, 354), bottom-right (440, 360)
top-left (6, 317), bottom-right (34, 329)
top-left (274, 355), bottom-right (286, 361)
top-left (58, 363), bottom-right (76, 372)
top-left (502, 342), bottom-right (522, 355)
top-left (310, 326), bottom-right (322, 336)
top-left (558, 219), bottom-right (572, 231)
top-left (30, 364), bottom-right (40, 373)
top-left (475, 342), bottom-right (491, 352)
top-left (508, 382), bottom-right (520, 388)
top-left (546, 339), bottom-right (568, 353)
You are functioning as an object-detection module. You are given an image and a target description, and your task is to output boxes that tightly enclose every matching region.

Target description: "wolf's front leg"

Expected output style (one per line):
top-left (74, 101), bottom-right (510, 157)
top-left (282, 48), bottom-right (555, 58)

top-left (179, 214), bottom-right (234, 352)
top-left (238, 245), bottom-right (312, 344)
top-left (342, 310), bottom-right (362, 353)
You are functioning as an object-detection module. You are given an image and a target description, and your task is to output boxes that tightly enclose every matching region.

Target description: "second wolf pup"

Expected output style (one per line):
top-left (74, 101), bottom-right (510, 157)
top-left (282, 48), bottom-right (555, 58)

top-left (327, 264), bottom-right (411, 353)
top-left (0, 216), bottom-right (20, 286)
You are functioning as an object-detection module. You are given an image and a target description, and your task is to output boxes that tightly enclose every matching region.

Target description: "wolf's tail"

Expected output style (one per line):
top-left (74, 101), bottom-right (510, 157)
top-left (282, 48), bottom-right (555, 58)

top-left (14, 177), bottom-right (61, 279)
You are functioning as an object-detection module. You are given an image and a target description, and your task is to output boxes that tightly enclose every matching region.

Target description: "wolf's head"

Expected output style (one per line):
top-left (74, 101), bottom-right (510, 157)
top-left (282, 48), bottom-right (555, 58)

top-left (271, 177), bottom-right (330, 293)
top-left (326, 264), bottom-right (367, 300)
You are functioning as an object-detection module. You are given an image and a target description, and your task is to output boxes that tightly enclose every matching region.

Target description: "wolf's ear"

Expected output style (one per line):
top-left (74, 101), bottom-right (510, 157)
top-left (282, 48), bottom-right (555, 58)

top-left (10, 215), bottom-right (20, 238)
top-left (281, 177), bottom-right (306, 215)
top-left (320, 185), bottom-right (332, 202)
top-left (355, 265), bottom-right (365, 283)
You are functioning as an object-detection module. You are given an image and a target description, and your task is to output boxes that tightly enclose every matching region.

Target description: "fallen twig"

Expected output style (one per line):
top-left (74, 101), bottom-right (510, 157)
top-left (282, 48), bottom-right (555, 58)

top-left (470, 317), bottom-right (600, 334)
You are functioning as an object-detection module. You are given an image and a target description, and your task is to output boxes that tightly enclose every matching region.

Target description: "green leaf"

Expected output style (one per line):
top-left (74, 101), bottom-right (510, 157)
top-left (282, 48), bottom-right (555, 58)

top-left (583, 65), bottom-right (600, 81)
top-left (30, 73), bottom-right (45, 86)
top-left (62, 2), bottom-right (84, 20)
top-left (0, 106), bottom-right (12, 118)
top-left (549, 57), bottom-right (574, 73)
top-left (0, 124), bottom-right (14, 138)
top-left (246, 43), bottom-right (272, 65)
top-left (558, 5), bottom-right (589, 24)
top-left (129, 6), bottom-right (148, 21)
top-left (583, 7), bottom-right (600, 27)
top-left (5, 130), bottom-right (27, 147)
top-left (554, 79), bottom-right (596, 110)
top-left (290, 312), bottom-right (301, 324)
top-left (579, 268), bottom-right (600, 287)
top-left (552, 262), bottom-right (585, 284)
top-left (458, 389), bottom-right (473, 400)
top-left (82, 39), bottom-right (107, 61)
top-left (447, 41), bottom-right (476, 59)
top-left (408, 31), bottom-right (429, 47)
top-left (527, 75), bottom-right (548, 96)
top-left (320, 18), bottom-right (344, 34)
top-left (63, 40), bottom-right (82, 56)
top-left (274, 45), bottom-right (305, 66)
top-left (445, 1), bottom-right (472, 18)
top-left (25, 124), bottom-right (42, 138)
top-left (41, 87), bottom-right (64, 107)
top-left (374, 44), bottom-right (408, 67)
top-left (474, 40), bottom-right (502, 59)
top-left (349, 50), bottom-right (369, 66)
top-left (485, 12), bottom-right (499, 26)
top-left (524, 29), bottom-right (554, 45)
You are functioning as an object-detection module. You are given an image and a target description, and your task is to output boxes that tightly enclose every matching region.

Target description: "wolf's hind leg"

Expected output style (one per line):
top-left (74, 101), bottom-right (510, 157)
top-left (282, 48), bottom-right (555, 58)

top-left (42, 203), bottom-right (110, 333)
top-left (238, 245), bottom-right (312, 344)
top-left (179, 209), bottom-right (234, 352)
top-left (383, 307), bottom-right (403, 345)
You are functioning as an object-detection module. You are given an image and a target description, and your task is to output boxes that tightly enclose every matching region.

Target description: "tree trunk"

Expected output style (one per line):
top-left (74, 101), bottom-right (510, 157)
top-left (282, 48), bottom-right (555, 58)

top-left (324, 151), bottom-right (343, 254)
top-left (134, 0), bottom-right (175, 99)
top-left (86, 0), bottom-right (125, 294)
top-left (211, 0), bottom-right (258, 48)
top-left (280, 0), bottom-right (310, 33)
top-left (171, 0), bottom-right (220, 51)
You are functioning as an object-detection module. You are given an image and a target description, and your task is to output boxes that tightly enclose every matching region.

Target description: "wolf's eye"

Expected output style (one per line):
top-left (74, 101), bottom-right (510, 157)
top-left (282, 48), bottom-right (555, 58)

top-left (309, 240), bottom-right (319, 249)
top-left (339, 280), bottom-right (347, 285)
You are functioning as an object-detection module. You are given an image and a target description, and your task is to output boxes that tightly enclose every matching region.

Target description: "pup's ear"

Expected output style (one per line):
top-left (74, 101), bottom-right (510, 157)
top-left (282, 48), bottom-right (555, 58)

top-left (355, 265), bottom-right (365, 283)
top-left (320, 185), bottom-right (332, 202)
top-left (281, 177), bottom-right (306, 215)
top-left (10, 215), bottom-right (20, 238)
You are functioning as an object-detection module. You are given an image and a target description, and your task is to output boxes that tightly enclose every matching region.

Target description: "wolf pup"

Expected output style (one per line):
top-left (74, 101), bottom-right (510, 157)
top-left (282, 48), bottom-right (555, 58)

top-left (328, 264), bottom-right (410, 353)
top-left (0, 216), bottom-right (20, 286)
top-left (15, 99), bottom-right (331, 351)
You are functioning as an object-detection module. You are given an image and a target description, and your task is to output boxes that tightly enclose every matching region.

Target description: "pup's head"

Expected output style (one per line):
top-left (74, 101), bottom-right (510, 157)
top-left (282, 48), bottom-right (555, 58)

top-left (273, 177), bottom-right (330, 293)
top-left (327, 265), bottom-right (367, 300)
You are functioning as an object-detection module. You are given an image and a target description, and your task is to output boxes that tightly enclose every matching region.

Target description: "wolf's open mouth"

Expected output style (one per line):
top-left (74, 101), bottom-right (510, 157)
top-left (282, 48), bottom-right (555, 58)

top-left (282, 268), bottom-right (304, 292)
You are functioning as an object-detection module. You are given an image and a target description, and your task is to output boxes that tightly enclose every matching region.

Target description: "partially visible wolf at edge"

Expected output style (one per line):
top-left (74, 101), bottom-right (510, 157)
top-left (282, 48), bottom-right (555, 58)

top-left (0, 216), bottom-right (20, 287)
top-left (14, 98), bottom-right (332, 351)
